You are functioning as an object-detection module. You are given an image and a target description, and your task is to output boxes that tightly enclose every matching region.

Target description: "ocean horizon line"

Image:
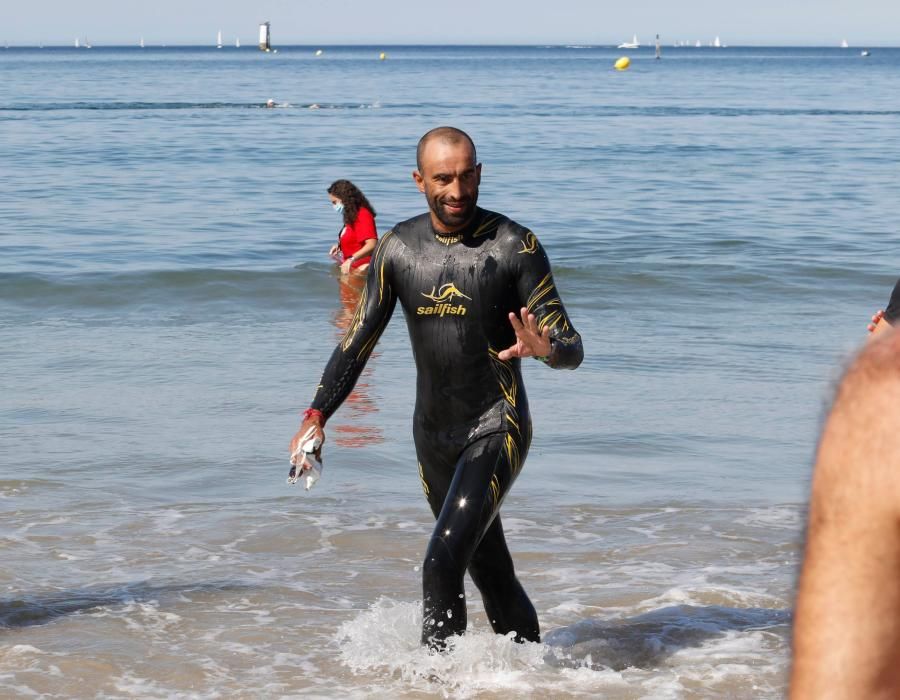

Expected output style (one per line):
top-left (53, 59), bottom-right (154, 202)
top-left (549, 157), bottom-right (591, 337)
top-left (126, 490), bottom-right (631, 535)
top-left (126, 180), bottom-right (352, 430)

top-left (2, 42), bottom-right (896, 50)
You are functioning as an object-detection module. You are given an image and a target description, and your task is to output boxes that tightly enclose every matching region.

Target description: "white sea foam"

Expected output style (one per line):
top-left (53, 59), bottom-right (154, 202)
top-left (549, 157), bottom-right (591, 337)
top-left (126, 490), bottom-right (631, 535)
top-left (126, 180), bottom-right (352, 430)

top-left (395, 521), bottom-right (422, 530)
top-left (335, 596), bottom-right (789, 699)
top-left (0, 485), bottom-right (798, 697)
top-left (111, 673), bottom-right (172, 698)
top-left (3, 645), bottom-right (44, 656)
top-left (733, 505), bottom-right (804, 530)
top-left (150, 508), bottom-right (187, 530)
top-left (337, 598), bottom-right (548, 697)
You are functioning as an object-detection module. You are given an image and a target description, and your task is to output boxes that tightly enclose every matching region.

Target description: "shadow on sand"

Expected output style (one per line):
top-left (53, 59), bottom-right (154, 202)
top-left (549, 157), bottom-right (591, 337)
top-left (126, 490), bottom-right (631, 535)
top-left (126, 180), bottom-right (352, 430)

top-left (0, 580), bottom-right (253, 629)
top-left (543, 604), bottom-right (791, 671)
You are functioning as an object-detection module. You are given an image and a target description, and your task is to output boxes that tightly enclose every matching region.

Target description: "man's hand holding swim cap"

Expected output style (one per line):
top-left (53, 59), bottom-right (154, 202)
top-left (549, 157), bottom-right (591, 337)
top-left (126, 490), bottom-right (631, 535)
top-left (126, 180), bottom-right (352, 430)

top-left (497, 306), bottom-right (552, 361)
top-left (289, 409), bottom-right (326, 468)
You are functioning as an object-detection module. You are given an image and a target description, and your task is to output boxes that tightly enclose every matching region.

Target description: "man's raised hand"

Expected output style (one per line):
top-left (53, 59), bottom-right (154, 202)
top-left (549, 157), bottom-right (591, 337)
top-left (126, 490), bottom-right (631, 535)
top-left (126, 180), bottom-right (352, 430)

top-left (497, 307), bottom-right (551, 361)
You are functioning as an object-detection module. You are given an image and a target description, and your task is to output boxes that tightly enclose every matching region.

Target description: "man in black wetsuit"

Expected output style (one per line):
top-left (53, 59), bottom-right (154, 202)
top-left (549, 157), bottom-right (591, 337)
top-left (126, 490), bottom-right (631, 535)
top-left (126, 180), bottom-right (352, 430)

top-left (289, 126), bottom-right (583, 648)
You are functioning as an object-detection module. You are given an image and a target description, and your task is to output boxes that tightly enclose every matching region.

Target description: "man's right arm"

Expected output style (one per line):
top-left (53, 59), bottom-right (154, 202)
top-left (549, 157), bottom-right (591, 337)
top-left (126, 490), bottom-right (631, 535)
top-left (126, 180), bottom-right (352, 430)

top-left (290, 232), bottom-right (398, 456)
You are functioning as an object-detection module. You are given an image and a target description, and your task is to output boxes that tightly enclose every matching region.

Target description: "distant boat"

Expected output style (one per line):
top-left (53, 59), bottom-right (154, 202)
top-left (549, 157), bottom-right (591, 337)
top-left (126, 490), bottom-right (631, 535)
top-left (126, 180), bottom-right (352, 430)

top-left (617, 34), bottom-right (639, 49)
top-left (75, 38), bottom-right (80, 48)
top-left (841, 39), bottom-right (849, 48)
top-left (139, 36), bottom-right (144, 48)
top-left (713, 36), bottom-right (721, 48)
top-left (695, 39), bottom-right (702, 48)
top-left (259, 21), bottom-right (271, 52)
top-left (861, 49), bottom-right (870, 57)
top-left (216, 30), bottom-right (222, 49)
top-left (235, 37), bottom-right (240, 48)
top-left (655, 34), bottom-right (661, 59)
top-left (84, 38), bottom-right (92, 49)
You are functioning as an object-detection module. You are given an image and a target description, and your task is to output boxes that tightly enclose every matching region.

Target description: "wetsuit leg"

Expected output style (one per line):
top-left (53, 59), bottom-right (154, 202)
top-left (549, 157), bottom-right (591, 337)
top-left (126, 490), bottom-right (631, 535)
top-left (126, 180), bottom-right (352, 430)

top-left (417, 433), bottom-right (538, 647)
top-left (468, 516), bottom-right (540, 643)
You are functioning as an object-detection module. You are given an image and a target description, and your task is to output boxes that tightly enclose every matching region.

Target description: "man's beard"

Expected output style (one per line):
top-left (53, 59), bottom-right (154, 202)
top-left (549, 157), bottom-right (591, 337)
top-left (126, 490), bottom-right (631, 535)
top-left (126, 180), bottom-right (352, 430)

top-left (428, 189), bottom-right (478, 231)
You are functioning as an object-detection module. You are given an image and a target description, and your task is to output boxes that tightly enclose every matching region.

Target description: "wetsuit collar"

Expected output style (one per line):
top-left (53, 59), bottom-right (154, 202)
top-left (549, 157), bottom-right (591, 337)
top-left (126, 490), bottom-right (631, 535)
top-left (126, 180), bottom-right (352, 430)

top-left (430, 208), bottom-right (484, 245)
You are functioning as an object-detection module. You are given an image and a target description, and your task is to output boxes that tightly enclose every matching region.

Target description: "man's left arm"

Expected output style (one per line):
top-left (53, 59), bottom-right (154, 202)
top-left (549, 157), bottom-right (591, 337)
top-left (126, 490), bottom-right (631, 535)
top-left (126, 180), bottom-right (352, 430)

top-left (506, 232), bottom-right (583, 369)
top-left (791, 330), bottom-right (900, 698)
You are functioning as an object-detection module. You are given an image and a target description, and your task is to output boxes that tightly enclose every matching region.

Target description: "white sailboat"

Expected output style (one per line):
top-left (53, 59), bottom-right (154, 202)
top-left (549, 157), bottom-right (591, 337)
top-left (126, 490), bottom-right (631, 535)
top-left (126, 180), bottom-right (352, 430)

top-left (841, 39), bottom-right (849, 48)
top-left (75, 37), bottom-right (80, 48)
top-left (695, 39), bottom-right (701, 48)
top-left (713, 36), bottom-right (721, 48)
top-left (216, 30), bottom-right (222, 49)
top-left (140, 36), bottom-right (145, 48)
top-left (235, 37), bottom-right (240, 48)
top-left (617, 34), bottom-right (639, 49)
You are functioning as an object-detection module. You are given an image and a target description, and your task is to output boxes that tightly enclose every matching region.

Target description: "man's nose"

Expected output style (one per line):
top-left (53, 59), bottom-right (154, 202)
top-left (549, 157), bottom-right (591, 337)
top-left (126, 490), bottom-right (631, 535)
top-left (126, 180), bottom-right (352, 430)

top-left (446, 179), bottom-right (463, 200)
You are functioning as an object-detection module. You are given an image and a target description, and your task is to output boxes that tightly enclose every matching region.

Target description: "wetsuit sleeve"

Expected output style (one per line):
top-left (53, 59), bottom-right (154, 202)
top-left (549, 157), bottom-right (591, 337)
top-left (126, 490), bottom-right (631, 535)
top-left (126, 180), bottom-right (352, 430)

top-left (515, 232), bottom-right (583, 369)
top-left (884, 278), bottom-right (900, 324)
top-left (309, 232), bottom-right (398, 420)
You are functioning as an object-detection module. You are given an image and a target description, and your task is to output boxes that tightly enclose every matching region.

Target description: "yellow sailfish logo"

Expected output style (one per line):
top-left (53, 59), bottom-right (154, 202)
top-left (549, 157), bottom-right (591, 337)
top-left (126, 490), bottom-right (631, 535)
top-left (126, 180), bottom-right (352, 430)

top-left (422, 283), bottom-right (471, 304)
top-left (417, 282), bottom-right (471, 317)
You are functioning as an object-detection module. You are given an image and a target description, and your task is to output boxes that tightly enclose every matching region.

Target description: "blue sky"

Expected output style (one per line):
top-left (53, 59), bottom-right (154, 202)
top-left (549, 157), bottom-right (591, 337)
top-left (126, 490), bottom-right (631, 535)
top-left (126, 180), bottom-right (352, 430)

top-left (4, 1), bottom-right (898, 46)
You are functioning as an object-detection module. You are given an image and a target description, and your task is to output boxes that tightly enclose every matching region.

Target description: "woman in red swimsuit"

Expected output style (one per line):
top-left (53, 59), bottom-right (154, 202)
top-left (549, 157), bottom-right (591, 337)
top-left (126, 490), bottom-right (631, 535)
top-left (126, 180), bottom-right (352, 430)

top-left (327, 180), bottom-right (378, 275)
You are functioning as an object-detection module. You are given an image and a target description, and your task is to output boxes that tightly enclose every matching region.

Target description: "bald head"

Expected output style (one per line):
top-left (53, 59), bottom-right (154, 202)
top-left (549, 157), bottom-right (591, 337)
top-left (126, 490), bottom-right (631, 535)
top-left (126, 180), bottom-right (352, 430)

top-left (416, 127), bottom-right (477, 173)
top-left (412, 126), bottom-right (482, 232)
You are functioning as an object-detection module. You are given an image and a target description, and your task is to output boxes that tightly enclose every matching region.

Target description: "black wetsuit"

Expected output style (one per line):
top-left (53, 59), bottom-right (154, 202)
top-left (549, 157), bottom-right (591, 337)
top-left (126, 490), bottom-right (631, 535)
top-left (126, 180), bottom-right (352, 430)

top-left (884, 279), bottom-right (900, 324)
top-left (310, 207), bottom-right (583, 645)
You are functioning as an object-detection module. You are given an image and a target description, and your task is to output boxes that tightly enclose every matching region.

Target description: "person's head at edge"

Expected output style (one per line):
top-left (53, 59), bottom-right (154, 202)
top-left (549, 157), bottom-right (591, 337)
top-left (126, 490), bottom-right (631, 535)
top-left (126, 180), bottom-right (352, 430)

top-left (327, 180), bottom-right (377, 227)
top-left (413, 126), bottom-right (482, 234)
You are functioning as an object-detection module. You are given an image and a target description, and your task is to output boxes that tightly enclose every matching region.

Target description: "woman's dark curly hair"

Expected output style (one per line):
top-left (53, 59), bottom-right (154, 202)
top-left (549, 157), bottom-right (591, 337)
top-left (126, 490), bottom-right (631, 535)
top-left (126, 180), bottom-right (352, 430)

top-left (327, 179), bottom-right (377, 227)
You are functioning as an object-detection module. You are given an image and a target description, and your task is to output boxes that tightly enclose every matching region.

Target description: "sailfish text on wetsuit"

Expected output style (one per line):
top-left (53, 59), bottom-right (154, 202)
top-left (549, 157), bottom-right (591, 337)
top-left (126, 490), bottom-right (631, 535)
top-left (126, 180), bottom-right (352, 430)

top-left (416, 282), bottom-right (471, 317)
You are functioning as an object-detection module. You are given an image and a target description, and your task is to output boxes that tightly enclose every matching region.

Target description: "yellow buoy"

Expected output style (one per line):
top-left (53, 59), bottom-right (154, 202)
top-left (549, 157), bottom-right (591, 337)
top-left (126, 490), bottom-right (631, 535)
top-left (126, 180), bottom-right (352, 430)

top-left (614, 56), bottom-right (631, 71)
top-left (379, 52), bottom-right (386, 61)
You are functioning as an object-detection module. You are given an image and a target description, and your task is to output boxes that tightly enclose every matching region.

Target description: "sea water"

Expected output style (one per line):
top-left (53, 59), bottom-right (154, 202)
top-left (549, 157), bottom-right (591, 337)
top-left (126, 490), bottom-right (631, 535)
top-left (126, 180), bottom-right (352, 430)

top-left (2, 45), bottom-right (900, 698)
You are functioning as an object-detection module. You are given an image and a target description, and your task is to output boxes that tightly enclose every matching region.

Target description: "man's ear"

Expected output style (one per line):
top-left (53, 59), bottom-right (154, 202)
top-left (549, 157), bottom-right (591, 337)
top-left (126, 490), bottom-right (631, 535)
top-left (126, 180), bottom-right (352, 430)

top-left (413, 170), bottom-right (426, 193)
